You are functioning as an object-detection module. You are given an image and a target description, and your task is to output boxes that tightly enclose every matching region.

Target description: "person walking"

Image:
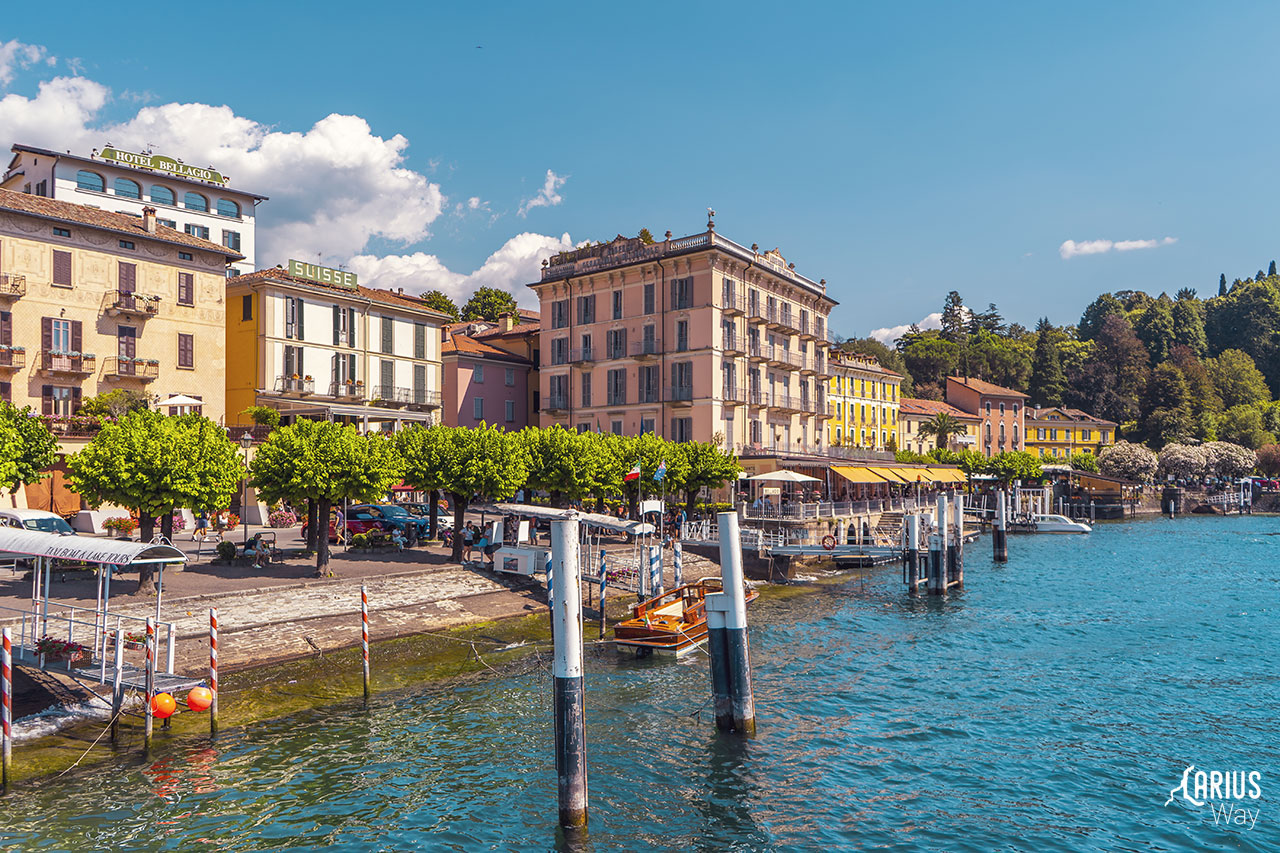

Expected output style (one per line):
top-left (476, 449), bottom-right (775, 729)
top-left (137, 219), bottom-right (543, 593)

top-left (462, 522), bottom-right (475, 564)
top-left (193, 510), bottom-right (209, 542)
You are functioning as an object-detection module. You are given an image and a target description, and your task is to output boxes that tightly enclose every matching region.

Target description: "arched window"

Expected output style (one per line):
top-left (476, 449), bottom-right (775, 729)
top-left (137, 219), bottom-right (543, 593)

top-left (216, 198), bottom-right (240, 218)
top-left (183, 191), bottom-right (208, 212)
top-left (150, 184), bottom-right (175, 206)
top-left (114, 178), bottom-right (141, 199)
top-left (76, 170), bottom-right (105, 192)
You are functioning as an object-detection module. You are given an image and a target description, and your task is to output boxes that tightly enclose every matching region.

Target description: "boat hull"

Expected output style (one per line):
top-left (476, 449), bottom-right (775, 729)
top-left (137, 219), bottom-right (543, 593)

top-left (613, 579), bottom-right (757, 657)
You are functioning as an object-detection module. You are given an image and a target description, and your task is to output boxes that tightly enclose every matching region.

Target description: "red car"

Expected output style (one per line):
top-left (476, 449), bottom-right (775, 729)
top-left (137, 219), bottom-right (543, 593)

top-left (300, 509), bottom-right (387, 543)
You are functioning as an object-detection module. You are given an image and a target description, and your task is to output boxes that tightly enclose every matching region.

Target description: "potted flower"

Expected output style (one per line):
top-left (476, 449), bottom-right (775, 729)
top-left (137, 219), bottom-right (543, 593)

top-left (103, 516), bottom-right (138, 537)
top-left (122, 631), bottom-right (147, 650)
top-left (268, 509), bottom-right (297, 528)
top-left (36, 635), bottom-right (88, 664)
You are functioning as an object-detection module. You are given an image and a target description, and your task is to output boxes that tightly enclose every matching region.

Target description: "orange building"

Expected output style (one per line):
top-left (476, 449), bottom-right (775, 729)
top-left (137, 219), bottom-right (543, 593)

top-left (945, 376), bottom-right (1027, 456)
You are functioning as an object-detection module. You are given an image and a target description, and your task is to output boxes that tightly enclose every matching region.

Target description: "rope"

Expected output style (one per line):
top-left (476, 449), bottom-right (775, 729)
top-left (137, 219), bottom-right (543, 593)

top-left (53, 701), bottom-right (128, 779)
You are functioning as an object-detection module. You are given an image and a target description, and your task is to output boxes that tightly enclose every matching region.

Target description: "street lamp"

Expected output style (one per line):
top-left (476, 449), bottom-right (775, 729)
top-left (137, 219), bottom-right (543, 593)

top-left (240, 431), bottom-right (253, 547)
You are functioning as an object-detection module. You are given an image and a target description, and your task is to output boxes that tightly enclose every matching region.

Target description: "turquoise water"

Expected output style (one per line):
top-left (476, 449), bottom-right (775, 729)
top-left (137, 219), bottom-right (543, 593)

top-left (2, 515), bottom-right (1277, 851)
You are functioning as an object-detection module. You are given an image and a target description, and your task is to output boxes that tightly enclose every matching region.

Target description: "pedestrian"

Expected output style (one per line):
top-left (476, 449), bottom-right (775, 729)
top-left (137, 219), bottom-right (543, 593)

top-left (193, 510), bottom-right (209, 542)
top-left (462, 522), bottom-right (475, 564)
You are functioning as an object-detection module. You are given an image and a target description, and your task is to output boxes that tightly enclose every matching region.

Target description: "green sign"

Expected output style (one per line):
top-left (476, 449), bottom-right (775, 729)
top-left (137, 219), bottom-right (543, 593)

top-left (288, 259), bottom-right (358, 289)
top-left (100, 147), bottom-right (226, 185)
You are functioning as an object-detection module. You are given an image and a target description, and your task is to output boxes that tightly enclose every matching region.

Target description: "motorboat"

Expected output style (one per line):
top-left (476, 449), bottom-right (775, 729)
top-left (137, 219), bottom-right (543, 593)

top-left (1012, 513), bottom-right (1092, 534)
top-left (613, 577), bottom-right (759, 656)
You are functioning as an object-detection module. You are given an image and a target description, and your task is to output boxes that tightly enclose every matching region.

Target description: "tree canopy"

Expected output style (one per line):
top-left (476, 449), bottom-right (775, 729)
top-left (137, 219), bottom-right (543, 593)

top-left (461, 287), bottom-right (519, 322)
top-left (422, 290), bottom-right (460, 321)
top-left (0, 403), bottom-right (58, 495)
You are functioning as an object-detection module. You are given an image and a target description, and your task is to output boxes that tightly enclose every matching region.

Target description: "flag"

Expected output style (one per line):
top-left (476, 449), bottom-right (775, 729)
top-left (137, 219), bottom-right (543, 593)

top-left (655, 460), bottom-right (667, 482)
top-left (624, 464), bottom-right (641, 482)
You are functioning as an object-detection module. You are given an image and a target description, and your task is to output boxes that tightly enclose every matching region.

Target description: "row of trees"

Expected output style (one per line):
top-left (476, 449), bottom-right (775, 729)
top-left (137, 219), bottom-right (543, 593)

top-left (420, 286), bottom-right (519, 323)
top-left (893, 447), bottom-right (1049, 482)
top-left (1096, 440), bottom-right (1257, 482)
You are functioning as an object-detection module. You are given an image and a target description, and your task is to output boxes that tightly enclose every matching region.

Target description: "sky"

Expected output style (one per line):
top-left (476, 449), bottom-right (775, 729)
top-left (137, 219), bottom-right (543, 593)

top-left (2, 2), bottom-right (1278, 341)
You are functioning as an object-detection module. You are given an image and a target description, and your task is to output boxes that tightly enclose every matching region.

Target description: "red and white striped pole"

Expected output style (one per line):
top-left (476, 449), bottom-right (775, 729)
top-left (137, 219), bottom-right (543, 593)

top-left (360, 584), bottom-right (370, 703)
top-left (3, 627), bottom-right (12, 791)
top-left (144, 617), bottom-right (155, 753)
top-left (209, 608), bottom-right (219, 735)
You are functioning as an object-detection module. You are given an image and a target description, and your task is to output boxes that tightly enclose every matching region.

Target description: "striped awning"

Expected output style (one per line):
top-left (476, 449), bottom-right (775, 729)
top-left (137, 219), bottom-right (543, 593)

top-left (831, 466), bottom-right (893, 484)
top-left (866, 466), bottom-right (911, 484)
top-left (926, 467), bottom-right (968, 483)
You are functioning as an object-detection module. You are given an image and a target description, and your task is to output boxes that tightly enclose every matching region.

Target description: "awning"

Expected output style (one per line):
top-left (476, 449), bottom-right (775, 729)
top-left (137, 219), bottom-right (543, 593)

top-left (866, 466), bottom-right (911, 484)
top-left (831, 465), bottom-right (893, 484)
top-left (927, 467), bottom-right (968, 483)
top-left (494, 503), bottom-right (655, 535)
top-left (748, 470), bottom-right (822, 483)
top-left (0, 528), bottom-right (187, 566)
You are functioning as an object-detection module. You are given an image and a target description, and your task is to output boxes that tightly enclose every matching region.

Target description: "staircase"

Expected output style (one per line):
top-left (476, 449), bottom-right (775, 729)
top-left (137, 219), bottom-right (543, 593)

top-left (873, 511), bottom-right (904, 545)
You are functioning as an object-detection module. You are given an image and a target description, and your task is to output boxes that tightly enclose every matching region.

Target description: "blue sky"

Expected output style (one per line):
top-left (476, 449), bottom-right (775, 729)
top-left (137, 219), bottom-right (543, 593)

top-left (3, 2), bottom-right (1279, 338)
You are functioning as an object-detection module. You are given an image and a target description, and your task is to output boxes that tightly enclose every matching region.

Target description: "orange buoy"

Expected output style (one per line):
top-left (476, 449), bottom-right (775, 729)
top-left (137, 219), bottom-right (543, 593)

top-left (186, 686), bottom-right (214, 712)
top-left (151, 692), bottom-right (177, 719)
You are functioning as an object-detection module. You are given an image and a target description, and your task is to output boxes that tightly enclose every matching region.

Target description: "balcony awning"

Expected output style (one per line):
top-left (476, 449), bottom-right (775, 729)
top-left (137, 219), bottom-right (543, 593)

top-left (0, 527), bottom-right (186, 566)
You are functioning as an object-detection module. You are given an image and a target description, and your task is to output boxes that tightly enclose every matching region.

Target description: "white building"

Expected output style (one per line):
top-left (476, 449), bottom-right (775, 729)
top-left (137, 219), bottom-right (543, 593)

top-left (1, 144), bottom-right (266, 274)
top-left (226, 263), bottom-right (449, 430)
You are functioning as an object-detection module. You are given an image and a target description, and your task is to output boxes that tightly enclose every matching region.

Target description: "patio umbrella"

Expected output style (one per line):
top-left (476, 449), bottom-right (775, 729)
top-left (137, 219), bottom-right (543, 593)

top-left (159, 394), bottom-right (204, 407)
top-left (748, 470), bottom-right (821, 483)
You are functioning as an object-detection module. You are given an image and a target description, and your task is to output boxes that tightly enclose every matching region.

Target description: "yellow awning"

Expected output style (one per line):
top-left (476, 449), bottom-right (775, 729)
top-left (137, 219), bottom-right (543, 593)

top-left (893, 467), bottom-right (934, 482)
top-left (866, 466), bottom-right (911, 484)
top-left (936, 467), bottom-right (968, 483)
top-left (831, 465), bottom-right (893, 484)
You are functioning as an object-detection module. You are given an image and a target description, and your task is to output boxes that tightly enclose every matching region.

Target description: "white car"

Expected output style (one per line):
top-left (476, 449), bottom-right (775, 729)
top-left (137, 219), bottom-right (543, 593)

top-left (0, 508), bottom-right (75, 535)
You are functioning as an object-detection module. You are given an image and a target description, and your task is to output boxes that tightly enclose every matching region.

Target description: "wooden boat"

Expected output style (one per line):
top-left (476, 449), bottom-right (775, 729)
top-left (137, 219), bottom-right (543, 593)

top-left (613, 577), bottom-right (759, 656)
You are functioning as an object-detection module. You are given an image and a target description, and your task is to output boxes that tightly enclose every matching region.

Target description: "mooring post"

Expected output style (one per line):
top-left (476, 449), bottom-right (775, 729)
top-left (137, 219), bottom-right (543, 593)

top-left (549, 516), bottom-right (587, 830)
top-left (994, 490), bottom-right (1009, 562)
top-left (597, 548), bottom-right (607, 638)
top-left (2, 627), bottom-right (12, 792)
top-left (928, 532), bottom-right (944, 594)
top-left (360, 584), bottom-right (370, 704)
top-left (905, 513), bottom-right (920, 592)
top-left (935, 494), bottom-right (949, 594)
top-left (144, 617), bottom-right (155, 754)
top-left (707, 512), bottom-right (756, 735)
top-left (209, 608), bottom-right (219, 735)
top-left (1090, 499), bottom-right (1096, 523)
top-left (952, 494), bottom-right (965, 587)
top-left (110, 627), bottom-right (124, 743)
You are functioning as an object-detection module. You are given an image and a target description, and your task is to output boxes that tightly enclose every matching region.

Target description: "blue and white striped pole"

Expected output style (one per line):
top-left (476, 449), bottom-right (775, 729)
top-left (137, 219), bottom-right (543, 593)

top-left (673, 541), bottom-right (683, 587)
top-left (648, 545), bottom-right (663, 598)
top-left (546, 549), bottom-right (554, 612)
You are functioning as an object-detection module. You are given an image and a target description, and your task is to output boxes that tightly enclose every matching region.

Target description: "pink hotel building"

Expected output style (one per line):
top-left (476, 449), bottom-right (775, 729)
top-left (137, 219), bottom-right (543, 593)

top-left (529, 220), bottom-right (837, 455)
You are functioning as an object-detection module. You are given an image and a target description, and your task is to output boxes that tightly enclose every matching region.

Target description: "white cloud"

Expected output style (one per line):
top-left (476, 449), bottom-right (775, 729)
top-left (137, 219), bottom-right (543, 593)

top-left (869, 311), bottom-right (942, 344)
top-left (1059, 236), bottom-right (1177, 259)
top-left (0, 39), bottom-right (53, 86)
top-left (349, 231), bottom-right (576, 308)
top-left (518, 169), bottom-right (566, 217)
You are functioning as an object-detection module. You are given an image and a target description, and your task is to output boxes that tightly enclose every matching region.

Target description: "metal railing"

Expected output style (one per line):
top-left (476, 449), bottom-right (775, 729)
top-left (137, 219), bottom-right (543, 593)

top-left (103, 356), bottom-right (159, 380)
top-left (0, 345), bottom-right (26, 369)
top-left (40, 351), bottom-right (96, 375)
top-left (275, 375), bottom-right (314, 395)
top-left (409, 388), bottom-right (442, 408)
top-left (0, 602), bottom-right (177, 682)
top-left (570, 347), bottom-right (595, 363)
top-left (0, 272), bottom-right (26, 297)
top-left (105, 290), bottom-right (160, 317)
top-left (629, 338), bottom-right (661, 358)
top-left (329, 382), bottom-right (365, 399)
top-left (665, 385), bottom-right (694, 403)
top-left (722, 333), bottom-right (745, 353)
top-left (372, 385), bottom-right (410, 405)
top-left (545, 395), bottom-right (569, 411)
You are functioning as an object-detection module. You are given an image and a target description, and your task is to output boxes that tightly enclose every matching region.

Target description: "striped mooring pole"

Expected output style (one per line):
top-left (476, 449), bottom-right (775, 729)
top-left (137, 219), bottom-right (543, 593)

top-left (110, 626), bottom-right (124, 744)
top-left (707, 512), bottom-right (756, 735)
top-left (209, 608), bottom-right (219, 735)
top-left (3, 627), bottom-right (12, 791)
top-left (144, 617), bottom-right (155, 753)
top-left (993, 489), bottom-right (1009, 562)
top-left (361, 585), bottom-right (370, 704)
top-left (550, 516), bottom-right (588, 829)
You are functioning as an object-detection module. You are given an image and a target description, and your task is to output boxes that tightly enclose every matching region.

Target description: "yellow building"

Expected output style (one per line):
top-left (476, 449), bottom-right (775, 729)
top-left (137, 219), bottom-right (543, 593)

top-left (825, 349), bottom-right (900, 451)
top-left (0, 190), bottom-right (240, 428)
top-left (1024, 406), bottom-right (1117, 459)
top-left (899, 398), bottom-right (982, 454)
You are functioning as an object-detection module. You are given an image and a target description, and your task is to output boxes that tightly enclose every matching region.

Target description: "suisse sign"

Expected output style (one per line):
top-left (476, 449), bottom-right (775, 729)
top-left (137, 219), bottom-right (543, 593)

top-left (100, 147), bottom-right (227, 185)
top-left (288, 259), bottom-right (358, 289)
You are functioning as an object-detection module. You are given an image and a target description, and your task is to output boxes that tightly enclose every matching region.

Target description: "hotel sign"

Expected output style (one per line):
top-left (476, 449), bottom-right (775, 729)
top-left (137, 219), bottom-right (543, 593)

top-left (100, 146), bottom-right (227, 185)
top-left (288, 259), bottom-right (358, 289)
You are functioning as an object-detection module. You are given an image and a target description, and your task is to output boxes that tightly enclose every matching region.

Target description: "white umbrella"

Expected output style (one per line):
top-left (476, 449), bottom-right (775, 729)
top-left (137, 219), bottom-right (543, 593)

top-left (748, 470), bottom-right (821, 483)
top-left (159, 394), bottom-right (204, 407)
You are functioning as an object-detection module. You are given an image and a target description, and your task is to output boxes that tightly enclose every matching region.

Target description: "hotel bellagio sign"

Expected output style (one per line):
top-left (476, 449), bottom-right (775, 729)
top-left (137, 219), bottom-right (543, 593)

top-left (99, 146), bottom-right (227, 185)
top-left (288, 260), bottom-right (358, 289)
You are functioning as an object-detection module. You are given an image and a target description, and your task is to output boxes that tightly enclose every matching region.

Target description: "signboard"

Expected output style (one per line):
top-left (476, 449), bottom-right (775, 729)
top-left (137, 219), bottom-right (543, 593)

top-left (287, 259), bottom-right (358, 289)
top-left (100, 146), bottom-right (226, 185)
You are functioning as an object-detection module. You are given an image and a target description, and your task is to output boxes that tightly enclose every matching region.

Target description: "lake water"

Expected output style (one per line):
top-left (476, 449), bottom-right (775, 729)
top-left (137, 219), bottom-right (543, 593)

top-left (2, 515), bottom-right (1277, 851)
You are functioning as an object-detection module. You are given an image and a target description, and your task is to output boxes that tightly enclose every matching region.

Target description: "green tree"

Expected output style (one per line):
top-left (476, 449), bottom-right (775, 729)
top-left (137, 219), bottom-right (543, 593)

top-left (395, 424), bottom-right (452, 539)
top-left (1078, 293), bottom-right (1125, 341)
top-left (79, 389), bottom-right (151, 420)
top-left (1170, 298), bottom-right (1207, 356)
top-left (1219, 274), bottom-right (1228, 297)
top-left (917, 412), bottom-right (969, 451)
top-left (969, 303), bottom-right (1005, 335)
top-left (900, 335), bottom-right (961, 389)
top-left (618, 433), bottom-right (692, 518)
top-left (674, 441), bottom-right (741, 515)
top-left (1256, 443), bottom-right (1280, 476)
top-left (637, 228), bottom-right (656, 245)
top-left (251, 420), bottom-right (403, 575)
top-left (1068, 451), bottom-right (1100, 473)
top-left (241, 406), bottom-right (281, 429)
top-left (837, 337), bottom-right (913, 394)
top-left (1135, 294), bottom-right (1176, 364)
top-left (435, 424), bottom-right (529, 562)
top-left (1205, 349), bottom-right (1270, 408)
top-left (520, 425), bottom-right (605, 507)
top-left (1139, 363), bottom-right (1193, 447)
top-left (940, 291), bottom-right (967, 343)
top-left (69, 411), bottom-right (244, 592)
top-left (461, 287), bottom-right (519, 322)
top-left (1168, 346), bottom-right (1222, 437)
top-left (1204, 279), bottom-right (1280, 393)
top-left (0, 403), bottom-right (58, 496)
top-left (1029, 319), bottom-right (1067, 406)
top-left (1217, 405), bottom-right (1276, 449)
top-left (422, 290), bottom-right (460, 321)
top-left (1097, 441), bottom-right (1158, 481)
top-left (1065, 314), bottom-right (1149, 425)
top-left (985, 451), bottom-right (1043, 483)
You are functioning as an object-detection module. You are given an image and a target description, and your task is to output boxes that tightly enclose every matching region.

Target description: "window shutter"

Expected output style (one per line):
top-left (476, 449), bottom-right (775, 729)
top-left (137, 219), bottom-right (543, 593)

top-left (331, 352), bottom-right (339, 382)
top-left (349, 353), bottom-right (356, 381)
top-left (42, 317), bottom-right (52, 353)
top-left (178, 272), bottom-right (193, 304)
top-left (0, 311), bottom-right (10, 347)
top-left (41, 385), bottom-right (52, 415)
top-left (72, 320), bottom-right (83, 353)
top-left (53, 251), bottom-right (72, 286)
top-left (118, 262), bottom-right (136, 293)
top-left (333, 305), bottom-right (341, 345)
top-left (349, 308), bottom-right (357, 348)
top-left (0, 382), bottom-right (9, 404)
top-left (72, 387), bottom-right (81, 411)
top-left (285, 298), bottom-right (294, 338)
top-left (297, 299), bottom-right (304, 339)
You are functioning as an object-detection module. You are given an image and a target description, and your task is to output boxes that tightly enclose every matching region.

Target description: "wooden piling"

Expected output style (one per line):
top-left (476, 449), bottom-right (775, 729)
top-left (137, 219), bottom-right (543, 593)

top-left (144, 617), bottom-right (155, 753)
top-left (2, 628), bottom-right (11, 792)
top-left (707, 512), bottom-right (756, 735)
top-left (209, 608), bottom-right (219, 735)
top-left (993, 490), bottom-right (1009, 562)
top-left (550, 517), bottom-right (588, 830)
top-left (360, 584), bottom-right (370, 704)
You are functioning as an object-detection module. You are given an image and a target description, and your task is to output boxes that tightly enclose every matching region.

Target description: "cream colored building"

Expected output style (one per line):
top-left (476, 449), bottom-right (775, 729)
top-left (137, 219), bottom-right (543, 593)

top-left (0, 189), bottom-right (240, 428)
top-left (898, 397), bottom-right (981, 454)
top-left (825, 350), bottom-right (901, 451)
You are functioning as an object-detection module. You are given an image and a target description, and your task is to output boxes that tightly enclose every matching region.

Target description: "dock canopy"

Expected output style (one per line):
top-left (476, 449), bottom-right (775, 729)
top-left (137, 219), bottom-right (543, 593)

top-left (494, 503), bottom-right (656, 535)
top-left (0, 527), bottom-right (187, 566)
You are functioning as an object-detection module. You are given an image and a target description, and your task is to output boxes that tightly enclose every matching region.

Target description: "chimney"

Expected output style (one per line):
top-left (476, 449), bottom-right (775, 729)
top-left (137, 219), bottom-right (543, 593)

top-left (142, 206), bottom-right (157, 234)
top-left (442, 326), bottom-right (451, 343)
top-left (497, 311), bottom-right (516, 332)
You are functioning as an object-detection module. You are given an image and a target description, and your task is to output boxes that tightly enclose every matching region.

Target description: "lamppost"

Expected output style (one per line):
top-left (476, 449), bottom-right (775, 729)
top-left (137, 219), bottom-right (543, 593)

top-left (240, 431), bottom-right (253, 547)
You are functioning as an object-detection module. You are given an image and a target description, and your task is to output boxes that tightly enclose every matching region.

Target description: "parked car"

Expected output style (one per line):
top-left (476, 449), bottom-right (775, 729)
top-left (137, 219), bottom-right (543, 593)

top-left (300, 509), bottom-right (358, 544)
top-left (348, 504), bottom-right (429, 539)
top-left (398, 500), bottom-right (451, 520)
top-left (0, 509), bottom-right (75, 535)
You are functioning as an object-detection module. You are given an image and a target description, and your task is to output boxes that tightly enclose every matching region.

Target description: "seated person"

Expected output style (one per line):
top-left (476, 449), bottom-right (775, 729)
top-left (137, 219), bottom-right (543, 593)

top-left (389, 527), bottom-right (406, 552)
top-left (243, 535), bottom-right (270, 569)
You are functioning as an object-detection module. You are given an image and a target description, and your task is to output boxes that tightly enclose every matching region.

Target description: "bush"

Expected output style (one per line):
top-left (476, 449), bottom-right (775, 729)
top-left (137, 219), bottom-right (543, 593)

top-left (242, 406), bottom-right (281, 429)
top-left (215, 540), bottom-right (236, 562)
top-left (103, 516), bottom-right (137, 536)
top-left (350, 533), bottom-right (370, 549)
top-left (268, 509), bottom-right (297, 528)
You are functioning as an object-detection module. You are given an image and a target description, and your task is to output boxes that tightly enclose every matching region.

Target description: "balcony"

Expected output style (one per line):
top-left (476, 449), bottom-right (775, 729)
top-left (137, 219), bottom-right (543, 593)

top-left (776, 312), bottom-right (800, 335)
top-left (0, 273), bottom-right (25, 300)
top-left (721, 294), bottom-right (746, 315)
top-left (329, 382), bottom-right (365, 400)
top-left (771, 392), bottom-right (802, 413)
top-left (765, 344), bottom-right (788, 367)
top-left (103, 356), bottom-right (158, 382)
top-left (629, 339), bottom-right (662, 360)
top-left (748, 388), bottom-right (769, 408)
top-left (371, 385), bottom-right (410, 407)
top-left (104, 290), bottom-right (160, 319)
top-left (722, 334), bottom-right (745, 356)
top-left (665, 385), bottom-right (694, 406)
top-left (570, 347), bottom-right (595, 367)
top-left (39, 351), bottom-right (96, 376)
top-left (747, 342), bottom-right (767, 362)
top-left (545, 395), bottom-right (569, 413)
top-left (722, 385), bottom-right (747, 406)
top-left (408, 389), bottom-right (442, 410)
top-left (274, 376), bottom-right (314, 396)
top-left (797, 319), bottom-right (815, 340)
top-left (0, 345), bottom-right (26, 370)
top-left (603, 343), bottom-right (628, 361)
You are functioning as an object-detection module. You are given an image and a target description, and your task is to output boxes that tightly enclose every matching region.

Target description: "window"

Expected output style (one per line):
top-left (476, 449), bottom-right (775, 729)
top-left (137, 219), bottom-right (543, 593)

top-left (576, 294), bottom-right (595, 325)
top-left (118, 240), bottom-right (135, 250)
top-left (1037, 428), bottom-right (1046, 440)
top-left (413, 365), bottom-right (427, 402)
top-left (640, 365), bottom-right (659, 403)
top-left (1082, 429), bottom-right (1092, 441)
top-left (506, 400), bottom-right (515, 423)
top-left (644, 283), bottom-right (655, 315)
top-left (158, 218), bottom-right (177, 229)
top-left (217, 199), bottom-right (241, 218)
top-left (53, 227), bottom-right (71, 238)
top-left (76, 171), bottom-right (105, 192)
top-left (505, 367), bottom-right (515, 386)
top-left (35, 180), bottom-right (47, 197)
top-left (414, 323), bottom-right (426, 360)
top-left (641, 417), bottom-right (655, 434)
top-left (581, 373), bottom-right (592, 407)
top-left (671, 277), bottom-right (692, 310)
top-left (178, 333), bottom-right (194, 369)
top-left (1050, 429), bottom-right (1058, 441)
top-left (676, 320), bottom-right (688, 352)
top-left (607, 368), bottom-right (627, 406)
top-left (44, 385), bottom-right (76, 418)
top-left (333, 305), bottom-right (355, 346)
top-left (612, 290), bottom-right (623, 320)
top-left (150, 185), bottom-right (175, 206)
top-left (474, 363), bottom-right (485, 383)
top-left (606, 328), bottom-right (626, 359)
top-left (242, 294), bottom-right (253, 321)
top-left (178, 251), bottom-right (192, 261)
top-left (722, 277), bottom-right (736, 306)
top-left (52, 251), bottom-right (72, 287)
top-left (551, 299), bottom-right (569, 329)
top-left (50, 318), bottom-right (72, 352)
top-left (184, 224), bottom-right (210, 241)
top-left (642, 324), bottom-right (656, 354)
top-left (985, 401), bottom-right (992, 414)
top-left (580, 333), bottom-right (592, 360)
top-left (549, 374), bottom-right (568, 407)
top-left (577, 423), bottom-right (590, 434)
top-left (672, 361), bottom-right (692, 400)
top-left (222, 230), bottom-right (241, 251)
top-left (671, 417), bottom-right (693, 442)
top-left (285, 296), bottom-right (304, 338)
top-left (1000, 401), bottom-right (1006, 414)
top-left (552, 337), bottom-right (568, 365)
top-left (183, 192), bottom-right (208, 212)
top-left (381, 316), bottom-right (393, 354)
top-left (178, 272), bottom-right (194, 306)
top-left (1013, 403), bottom-right (1020, 416)
top-left (473, 397), bottom-right (484, 420)
top-left (283, 345), bottom-right (302, 378)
